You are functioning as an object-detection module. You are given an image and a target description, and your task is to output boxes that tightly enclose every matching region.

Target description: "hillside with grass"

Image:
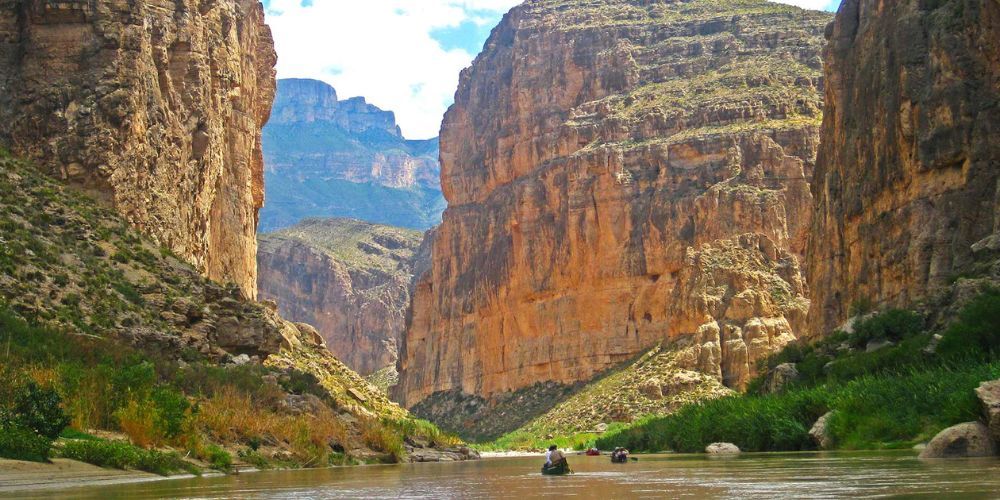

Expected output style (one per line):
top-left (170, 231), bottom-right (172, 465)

top-left (0, 149), bottom-right (466, 475)
top-left (593, 291), bottom-right (1000, 453)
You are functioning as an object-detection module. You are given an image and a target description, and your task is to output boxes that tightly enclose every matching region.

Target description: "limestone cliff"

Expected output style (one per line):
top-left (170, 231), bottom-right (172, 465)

top-left (261, 79), bottom-right (444, 231)
top-left (808, 0), bottom-right (1000, 335)
top-left (258, 218), bottom-right (425, 376)
top-left (0, 0), bottom-right (276, 298)
top-left (396, 0), bottom-right (831, 412)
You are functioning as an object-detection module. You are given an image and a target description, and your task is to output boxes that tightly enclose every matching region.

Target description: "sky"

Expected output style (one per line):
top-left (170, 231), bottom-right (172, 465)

top-left (263, 0), bottom-right (841, 139)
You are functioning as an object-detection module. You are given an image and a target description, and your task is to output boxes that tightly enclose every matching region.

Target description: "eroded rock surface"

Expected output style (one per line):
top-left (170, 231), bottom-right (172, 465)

top-left (807, 0), bottom-right (1000, 334)
top-left (258, 218), bottom-right (425, 375)
top-left (396, 0), bottom-right (831, 411)
top-left (0, 0), bottom-right (276, 298)
top-left (919, 422), bottom-right (997, 459)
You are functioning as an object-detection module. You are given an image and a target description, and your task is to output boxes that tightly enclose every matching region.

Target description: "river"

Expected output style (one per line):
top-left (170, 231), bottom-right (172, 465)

top-left (11, 451), bottom-right (1000, 499)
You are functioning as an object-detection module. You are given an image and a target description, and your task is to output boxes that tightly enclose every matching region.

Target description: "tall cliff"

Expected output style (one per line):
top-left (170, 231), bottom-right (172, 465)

top-left (396, 0), bottom-right (832, 411)
top-left (0, 0), bottom-right (276, 298)
top-left (258, 218), bottom-right (426, 376)
top-left (261, 79), bottom-right (445, 231)
top-left (808, 0), bottom-right (1000, 334)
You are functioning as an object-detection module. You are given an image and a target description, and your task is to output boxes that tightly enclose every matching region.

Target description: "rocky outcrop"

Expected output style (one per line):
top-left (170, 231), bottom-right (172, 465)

top-left (257, 218), bottom-right (424, 375)
top-left (705, 443), bottom-right (741, 455)
top-left (807, 0), bottom-right (1000, 334)
top-left (976, 380), bottom-right (1000, 445)
top-left (261, 79), bottom-right (444, 231)
top-left (919, 422), bottom-right (997, 459)
top-left (0, 0), bottom-right (277, 299)
top-left (396, 0), bottom-right (831, 410)
top-left (809, 411), bottom-right (834, 450)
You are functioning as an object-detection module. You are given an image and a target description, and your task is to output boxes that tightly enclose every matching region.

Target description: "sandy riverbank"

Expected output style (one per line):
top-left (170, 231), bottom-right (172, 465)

top-left (0, 458), bottom-right (214, 493)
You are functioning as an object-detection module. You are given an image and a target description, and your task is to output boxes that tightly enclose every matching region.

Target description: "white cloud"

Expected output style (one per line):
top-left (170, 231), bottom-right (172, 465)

top-left (265, 0), bottom-right (835, 139)
top-left (265, 0), bottom-right (521, 139)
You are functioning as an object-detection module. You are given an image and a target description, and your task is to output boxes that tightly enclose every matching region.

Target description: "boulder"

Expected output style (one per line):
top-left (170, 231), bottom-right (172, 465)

top-left (765, 363), bottom-right (800, 394)
top-left (918, 422), bottom-right (997, 459)
top-left (705, 442), bottom-right (741, 455)
top-left (976, 380), bottom-right (1000, 444)
top-left (809, 412), bottom-right (834, 450)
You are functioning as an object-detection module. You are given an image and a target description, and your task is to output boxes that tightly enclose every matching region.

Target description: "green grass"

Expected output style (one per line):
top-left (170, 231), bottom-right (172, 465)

top-left (596, 292), bottom-right (1000, 453)
top-left (596, 362), bottom-right (999, 453)
top-left (0, 423), bottom-right (54, 462)
top-left (59, 439), bottom-right (200, 476)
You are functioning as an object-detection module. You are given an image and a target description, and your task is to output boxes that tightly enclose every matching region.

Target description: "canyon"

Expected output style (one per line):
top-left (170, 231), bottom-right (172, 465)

top-left (257, 217), bottom-right (429, 377)
top-left (395, 0), bottom-right (832, 426)
top-left (0, 0), bottom-right (276, 298)
top-left (261, 79), bottom-right (445, 232)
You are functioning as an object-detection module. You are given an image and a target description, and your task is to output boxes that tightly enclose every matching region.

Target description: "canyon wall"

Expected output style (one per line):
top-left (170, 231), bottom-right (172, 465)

top-left (258, 218), bottom-right (426, 375)
top-left (0, 0), bottom-right (276, 298)
top-left (396, 0), bottom-right (832, 410)
top-left (808, 0), bottom-right (1000, 334)
top-left (261, 79), bottom-right (444, 231)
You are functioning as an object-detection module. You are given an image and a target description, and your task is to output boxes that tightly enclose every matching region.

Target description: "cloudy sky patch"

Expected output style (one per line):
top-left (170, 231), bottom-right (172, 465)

top-left (263, 0), bottom-right (840, 139)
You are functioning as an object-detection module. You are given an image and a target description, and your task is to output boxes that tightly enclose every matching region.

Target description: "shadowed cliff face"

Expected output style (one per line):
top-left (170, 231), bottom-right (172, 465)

top-left (808, 0), bottom-right (1000, 335)
top-left (396, 0), bottom-right (832, 411)
top-left (258, 218), bottom-right (428, 376)
top-left (0, 0), bottom-right (276, 298)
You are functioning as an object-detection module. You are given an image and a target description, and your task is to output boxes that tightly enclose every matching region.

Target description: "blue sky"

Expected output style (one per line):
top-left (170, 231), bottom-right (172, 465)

top-left (264, 0), bottom-right (840, 139)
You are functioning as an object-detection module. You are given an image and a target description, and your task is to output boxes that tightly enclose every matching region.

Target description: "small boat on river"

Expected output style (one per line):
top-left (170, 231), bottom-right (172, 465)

top-left (541, 461), bottom-right (571, 475)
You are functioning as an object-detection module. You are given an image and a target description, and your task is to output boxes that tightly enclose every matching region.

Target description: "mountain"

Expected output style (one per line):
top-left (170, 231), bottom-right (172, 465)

top-left (258, 218), bottom-right (429, 377)
top-left (0, 0), bottom-right (276, 298)
top-left (0, 0), bottom-right (467, 468)
top-left (395, 0), bottom-right (832, 437)
top-left (260, 79), bottom-right (445, 232)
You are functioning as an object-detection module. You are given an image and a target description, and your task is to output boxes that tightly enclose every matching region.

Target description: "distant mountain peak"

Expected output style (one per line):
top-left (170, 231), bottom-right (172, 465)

top-left (269, 78), bottom-right (402, 138)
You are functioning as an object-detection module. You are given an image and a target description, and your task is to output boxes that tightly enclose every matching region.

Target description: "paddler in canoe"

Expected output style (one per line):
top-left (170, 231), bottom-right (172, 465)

top-left (541, 445), bottom-right (571, 475)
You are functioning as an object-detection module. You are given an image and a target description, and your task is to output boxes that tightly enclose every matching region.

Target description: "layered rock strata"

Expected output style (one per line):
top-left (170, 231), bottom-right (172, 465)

top-left (396, 0), bottom-right (831, 411)
top-left (261, 79), bottom-right (444, 231)
top-left (808, 0), bottom-right (1000, 334)
top-left (258, 218), bottom-right (425, 375)
top-left (0, 0), bottom-right (276, 298)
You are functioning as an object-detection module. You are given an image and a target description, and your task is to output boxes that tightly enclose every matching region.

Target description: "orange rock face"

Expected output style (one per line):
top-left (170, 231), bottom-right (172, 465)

top-left (258, 218), bottom-right (426, 376)
top-left (0, 0), bottom-right (276, 298)
top-left (396, 0), bottom-right (832, 409)
top-left (807, 0), bottom-right (1000, 334)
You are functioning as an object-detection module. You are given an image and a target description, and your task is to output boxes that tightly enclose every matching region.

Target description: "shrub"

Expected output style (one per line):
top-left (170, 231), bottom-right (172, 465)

top-left (0, 423), bottom-right (54, 462)
top-left (60, 439), bottom-right (198, 476)
top-left (7, 382), bottom-right (70, 440)
top-left (937, 289), bottom-right (1000, 360)
top-left (201, 444), bottom-right (233, 471)
top-left (115, 399), bottom-right (161, 448)
top-left (848, 309), bottom-right (923, 348)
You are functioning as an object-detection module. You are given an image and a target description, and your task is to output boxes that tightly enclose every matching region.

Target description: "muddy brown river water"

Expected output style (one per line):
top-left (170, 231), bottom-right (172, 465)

top-left (10, 451), bottom-right (1000, 499)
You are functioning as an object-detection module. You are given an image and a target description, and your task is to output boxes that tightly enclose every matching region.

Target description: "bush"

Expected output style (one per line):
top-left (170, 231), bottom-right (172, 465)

top-left (60, 439), bottom-right (198, 476)
top-left (7, 381), bottom-right (70, 440)
top-left (201, 444), bottom-right (233, 471)
top-left (597, 388), bottom-right (829, 453)
top-left (848, 309), bottom-right (924, 348)
top-left (937, 289), bottom-right (1000, 360)
top-left (596, 362), bottom-right (1000, 453)
top-left (0, 423), bottom-right (54, 462)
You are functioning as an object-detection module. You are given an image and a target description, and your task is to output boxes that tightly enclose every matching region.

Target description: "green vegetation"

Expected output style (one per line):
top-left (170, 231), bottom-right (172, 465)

top-left (259, 217), bottom-right (422, 273)
top-left (0, 150), bottom-right (459, 472)
top-left (60, 439), bottom-right (200, 476)
top-left (595, 290), bottom-right (1000, 453)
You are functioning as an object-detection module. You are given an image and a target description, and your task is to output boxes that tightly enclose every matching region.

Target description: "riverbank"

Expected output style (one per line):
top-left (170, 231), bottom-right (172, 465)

top-left (0, 457), bottom-right (215, 493)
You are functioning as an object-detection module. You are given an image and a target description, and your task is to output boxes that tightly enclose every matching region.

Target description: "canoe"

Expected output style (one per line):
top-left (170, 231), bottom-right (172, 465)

top-left (541, 461), bottom-right (570, 475)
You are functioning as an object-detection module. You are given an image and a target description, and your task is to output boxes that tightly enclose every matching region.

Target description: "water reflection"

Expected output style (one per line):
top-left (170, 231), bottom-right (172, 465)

top-left (11, 451), bottom-right (1000, 499)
